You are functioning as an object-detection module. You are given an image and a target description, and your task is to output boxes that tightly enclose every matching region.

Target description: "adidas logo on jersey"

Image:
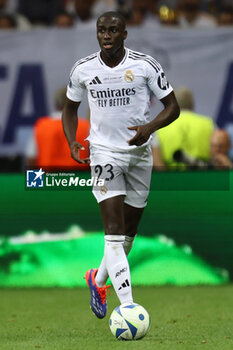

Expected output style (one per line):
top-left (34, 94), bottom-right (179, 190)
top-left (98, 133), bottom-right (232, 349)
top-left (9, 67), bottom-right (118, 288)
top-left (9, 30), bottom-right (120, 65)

top-left (89, 76), bottom-right (102, 85)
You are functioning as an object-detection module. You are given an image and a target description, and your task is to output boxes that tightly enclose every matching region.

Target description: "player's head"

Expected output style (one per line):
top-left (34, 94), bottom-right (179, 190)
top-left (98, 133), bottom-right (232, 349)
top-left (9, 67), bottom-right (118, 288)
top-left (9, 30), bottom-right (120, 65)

top-left (96, 12), bottom-right (127, 55)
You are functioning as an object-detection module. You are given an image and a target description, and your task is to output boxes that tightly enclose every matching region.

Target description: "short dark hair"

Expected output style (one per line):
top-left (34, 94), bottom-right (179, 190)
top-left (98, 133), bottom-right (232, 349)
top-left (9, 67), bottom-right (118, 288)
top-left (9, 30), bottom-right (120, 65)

top-left (97, 11), bottom-right (126, 30)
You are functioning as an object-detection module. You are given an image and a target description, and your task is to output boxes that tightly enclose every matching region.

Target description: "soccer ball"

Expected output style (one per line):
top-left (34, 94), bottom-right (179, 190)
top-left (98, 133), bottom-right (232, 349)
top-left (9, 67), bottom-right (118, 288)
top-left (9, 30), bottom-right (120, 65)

top-left (109, 302), bottom-right (151, 340)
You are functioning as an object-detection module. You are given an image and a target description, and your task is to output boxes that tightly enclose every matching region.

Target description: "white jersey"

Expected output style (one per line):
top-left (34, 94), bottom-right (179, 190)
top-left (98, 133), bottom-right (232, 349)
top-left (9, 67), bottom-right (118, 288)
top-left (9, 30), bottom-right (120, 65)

top-left (67, 48), bottom-right (173, 151)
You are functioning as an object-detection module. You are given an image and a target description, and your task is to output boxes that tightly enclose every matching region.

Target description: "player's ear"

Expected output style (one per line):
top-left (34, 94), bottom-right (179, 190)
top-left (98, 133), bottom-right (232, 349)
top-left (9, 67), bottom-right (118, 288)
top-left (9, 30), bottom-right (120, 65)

top-left (123, 30), bottom-right (128, 40)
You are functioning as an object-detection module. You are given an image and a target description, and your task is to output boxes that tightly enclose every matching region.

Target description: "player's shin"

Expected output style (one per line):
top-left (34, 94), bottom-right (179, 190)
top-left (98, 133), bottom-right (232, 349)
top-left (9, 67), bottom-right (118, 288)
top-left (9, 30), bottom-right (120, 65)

top-left (104, 235), bottom-right (133, 304)
top-left (95, 235), bottom-right (136, 288)
top-left (95, 257), bottom-right (108, 288)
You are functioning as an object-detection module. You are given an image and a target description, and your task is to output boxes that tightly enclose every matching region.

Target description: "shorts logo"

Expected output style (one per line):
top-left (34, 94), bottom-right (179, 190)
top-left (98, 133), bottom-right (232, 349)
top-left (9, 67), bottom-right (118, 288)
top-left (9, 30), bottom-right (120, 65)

top-left (26, 168), bottom-right (45, 187)
top-left (124, 70), bottom-right (134, 82)
top-left (100, 185), bottom-right (108, 195)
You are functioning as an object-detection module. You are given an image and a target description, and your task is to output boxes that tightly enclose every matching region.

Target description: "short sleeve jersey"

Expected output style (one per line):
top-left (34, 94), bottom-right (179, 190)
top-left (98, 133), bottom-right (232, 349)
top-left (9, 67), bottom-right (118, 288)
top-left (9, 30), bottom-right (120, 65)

top-left (67, 48), bottom-right (173, 151)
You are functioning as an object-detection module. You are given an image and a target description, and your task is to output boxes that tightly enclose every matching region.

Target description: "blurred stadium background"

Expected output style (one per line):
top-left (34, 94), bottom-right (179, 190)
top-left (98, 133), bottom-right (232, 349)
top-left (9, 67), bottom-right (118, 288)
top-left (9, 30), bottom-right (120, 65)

top-left (0, 0), bottom-right (233, 286)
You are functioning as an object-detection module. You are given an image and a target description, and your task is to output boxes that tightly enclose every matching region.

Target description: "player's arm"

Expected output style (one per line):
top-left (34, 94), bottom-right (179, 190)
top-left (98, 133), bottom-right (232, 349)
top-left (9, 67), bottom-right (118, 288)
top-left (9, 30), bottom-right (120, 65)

top-left (62, 97), bottom-right (89, 164)
top-left (149, 91), bottom-right (180, 131)
top-left (128, 91), bottom-right (180, 146)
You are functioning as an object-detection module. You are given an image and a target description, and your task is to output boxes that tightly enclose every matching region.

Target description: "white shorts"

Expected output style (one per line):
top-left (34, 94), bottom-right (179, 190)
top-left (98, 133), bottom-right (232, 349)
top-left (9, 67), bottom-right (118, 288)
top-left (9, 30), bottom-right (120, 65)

top-left (90, 144), bottom-right (153, 208)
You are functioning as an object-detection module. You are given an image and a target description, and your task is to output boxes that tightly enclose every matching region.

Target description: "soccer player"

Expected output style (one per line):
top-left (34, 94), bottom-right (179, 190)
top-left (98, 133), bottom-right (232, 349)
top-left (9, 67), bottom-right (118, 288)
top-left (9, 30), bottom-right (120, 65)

top-left (62, 11), bottom-right (180, 318)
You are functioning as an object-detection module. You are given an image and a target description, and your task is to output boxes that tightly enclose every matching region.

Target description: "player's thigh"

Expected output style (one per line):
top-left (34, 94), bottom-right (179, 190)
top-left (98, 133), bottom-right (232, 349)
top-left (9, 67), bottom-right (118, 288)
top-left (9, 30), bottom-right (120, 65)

top-left (99, 195), bottom-right (126, 235)
top-left (124, 146), bottom-right (153, 208)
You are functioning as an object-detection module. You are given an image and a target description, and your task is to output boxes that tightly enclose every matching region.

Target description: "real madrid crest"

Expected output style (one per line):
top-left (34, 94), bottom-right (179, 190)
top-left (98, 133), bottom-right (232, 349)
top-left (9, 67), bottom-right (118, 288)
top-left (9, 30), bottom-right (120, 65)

top-left (124, 70), bottom-right (134, 82)
top-left (100, 185), bottom-right (108, 195)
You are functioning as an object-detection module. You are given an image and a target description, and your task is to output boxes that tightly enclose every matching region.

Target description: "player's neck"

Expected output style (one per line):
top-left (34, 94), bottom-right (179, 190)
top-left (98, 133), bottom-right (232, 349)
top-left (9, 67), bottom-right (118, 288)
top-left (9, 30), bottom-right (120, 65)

top-left (100, 48), bottom-right (125, 68)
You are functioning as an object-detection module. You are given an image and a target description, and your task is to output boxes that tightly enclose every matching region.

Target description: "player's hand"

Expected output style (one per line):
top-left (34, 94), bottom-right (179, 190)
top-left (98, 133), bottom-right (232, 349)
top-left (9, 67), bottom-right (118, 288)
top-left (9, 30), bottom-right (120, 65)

top-left (127, 125), bottom-right (151, 146)
top-left (70, 141), bottom-right (90, 164)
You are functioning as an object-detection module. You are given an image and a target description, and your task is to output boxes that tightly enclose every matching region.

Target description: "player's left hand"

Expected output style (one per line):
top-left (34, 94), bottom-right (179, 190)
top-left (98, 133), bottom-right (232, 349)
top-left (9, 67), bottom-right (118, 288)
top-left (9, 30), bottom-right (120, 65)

top-left (127, 125), bottom-right (151, 146)
top-left (70, 141), bottom-right (90, 164)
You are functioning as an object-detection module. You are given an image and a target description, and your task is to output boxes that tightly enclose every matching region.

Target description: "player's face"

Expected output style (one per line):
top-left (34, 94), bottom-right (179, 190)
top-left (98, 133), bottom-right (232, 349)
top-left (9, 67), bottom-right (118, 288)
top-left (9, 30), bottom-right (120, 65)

top-left (97, 16), bottom-right (127, 56)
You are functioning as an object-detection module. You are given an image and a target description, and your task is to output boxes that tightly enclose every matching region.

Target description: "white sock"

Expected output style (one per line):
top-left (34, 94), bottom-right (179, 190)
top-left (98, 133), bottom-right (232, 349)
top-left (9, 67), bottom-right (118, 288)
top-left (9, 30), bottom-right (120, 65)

top-left (95, 235), bottom-right (135, 288)
top-left (123, 235), bottom-right (135, 255)
top-left (104, 235), bottom-right (133, 304)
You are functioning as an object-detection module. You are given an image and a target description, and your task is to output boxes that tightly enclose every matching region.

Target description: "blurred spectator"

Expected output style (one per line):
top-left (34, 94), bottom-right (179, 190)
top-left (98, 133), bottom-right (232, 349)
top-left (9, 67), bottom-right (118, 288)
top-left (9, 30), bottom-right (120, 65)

top-left (118, 0), bottom-right (131, 16)
top-left (65, 0), bottom-right (116, 18)
top-left (158, 4), bottom-right (179, 25)
top-left (226, 124), bottom-right (233, 160)
top-left (54, 12), bottom-right (74, 28)
top-left (92, 0), bottom-right (117, 17)
top-left (25, 86), bottom-right (90, 171)
top-left (177, 0), bottom-right (217, 28)
top-left (126, 0), bottom-right (159, 26)
top-left (0, 13), bottom-right (16, 29)
top-left (218, 5), bottom-right (233, 26)
top-left (220, 0), bottom-right (233, 7)
top-left (152, 87), bottom-right (214, 170)
top-left (0, 155), bottom-right (23, 172)
top-left (210, 129), bottom-right (233, 169)
top-left (0, 0), bottom-right (31, 30)
top-left (126, 0), bottom-right (147, 25)
top-left (63, 0), bottom-right (75, 14)
top-left (73, 0), bottom-right (95, 22)
top-left (0, 0), bottom-right (13, 11)
top-left (157, 0), bottom-right (178, 10)
top-left (17, 0), bottom-right (64, 27)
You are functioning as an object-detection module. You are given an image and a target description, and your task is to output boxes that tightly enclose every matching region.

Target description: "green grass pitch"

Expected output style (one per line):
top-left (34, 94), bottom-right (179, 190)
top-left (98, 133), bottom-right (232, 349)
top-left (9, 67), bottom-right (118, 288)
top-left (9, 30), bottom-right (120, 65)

top-left (0, 285), bottom-right (232, 350)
